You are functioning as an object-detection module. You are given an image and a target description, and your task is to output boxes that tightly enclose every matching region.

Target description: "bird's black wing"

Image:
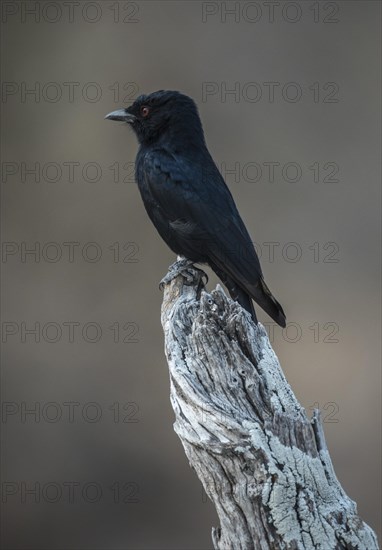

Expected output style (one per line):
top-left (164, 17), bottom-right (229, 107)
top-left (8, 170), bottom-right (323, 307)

top-left (140, 147), bottom-right (286, 325)
top-left (139, 147), bottom-right (257, 263)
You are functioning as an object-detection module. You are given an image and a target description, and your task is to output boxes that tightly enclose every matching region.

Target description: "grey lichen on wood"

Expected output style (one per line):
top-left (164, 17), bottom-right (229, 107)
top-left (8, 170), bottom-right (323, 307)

top-left (160, 267), bottom-right (379, 550)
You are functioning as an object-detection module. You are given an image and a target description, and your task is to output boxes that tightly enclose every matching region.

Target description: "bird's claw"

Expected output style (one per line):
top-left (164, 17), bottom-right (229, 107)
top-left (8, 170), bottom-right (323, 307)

top-left (159, 260), bottom-right (208, 291)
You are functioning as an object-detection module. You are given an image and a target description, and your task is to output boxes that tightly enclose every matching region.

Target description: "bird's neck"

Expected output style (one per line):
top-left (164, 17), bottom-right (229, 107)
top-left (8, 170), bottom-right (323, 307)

top-left (150, 114), bottom-right (207, 152)
top-left (159, 130), bottom-right (206, 152)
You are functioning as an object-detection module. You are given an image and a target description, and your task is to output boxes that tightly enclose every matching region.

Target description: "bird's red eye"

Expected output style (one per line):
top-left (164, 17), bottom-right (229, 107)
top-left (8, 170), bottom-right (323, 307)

top-left (141, 106), bottom-right (150, 117)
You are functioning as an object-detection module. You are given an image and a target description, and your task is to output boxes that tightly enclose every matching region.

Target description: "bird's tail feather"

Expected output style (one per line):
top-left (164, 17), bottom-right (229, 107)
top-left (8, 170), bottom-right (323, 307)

top-left (235, 288), bottom-right (258, 324)
top-left (209, 263), bottom-right (285, 327)
top-left (211, 264), bottom-right (258, 323)
top-left (251, 277), bottom-right (286, 328)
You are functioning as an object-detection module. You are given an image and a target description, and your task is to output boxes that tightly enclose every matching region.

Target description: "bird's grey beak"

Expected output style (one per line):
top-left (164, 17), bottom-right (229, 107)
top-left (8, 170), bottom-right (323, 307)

top-left (105, 109), bottom-right (136, 123)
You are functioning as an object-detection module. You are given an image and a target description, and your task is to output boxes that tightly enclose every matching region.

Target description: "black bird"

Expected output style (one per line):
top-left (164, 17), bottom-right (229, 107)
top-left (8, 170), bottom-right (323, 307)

top-left (106, 90), bottom-right (286, 327)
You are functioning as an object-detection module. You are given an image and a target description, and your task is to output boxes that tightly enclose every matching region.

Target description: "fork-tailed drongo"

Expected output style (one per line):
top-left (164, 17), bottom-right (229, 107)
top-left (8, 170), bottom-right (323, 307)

top-left (106, 90), bottom-right (286, 327)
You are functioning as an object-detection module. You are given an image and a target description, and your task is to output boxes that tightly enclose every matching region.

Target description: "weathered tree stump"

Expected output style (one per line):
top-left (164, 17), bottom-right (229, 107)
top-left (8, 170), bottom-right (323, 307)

top-left (160, 266), bottom-right (379, 550)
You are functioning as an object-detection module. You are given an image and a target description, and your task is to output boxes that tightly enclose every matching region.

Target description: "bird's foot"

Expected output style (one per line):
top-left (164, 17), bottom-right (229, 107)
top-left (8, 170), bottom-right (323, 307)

top-left (159, 259), bottom-right (208, 291)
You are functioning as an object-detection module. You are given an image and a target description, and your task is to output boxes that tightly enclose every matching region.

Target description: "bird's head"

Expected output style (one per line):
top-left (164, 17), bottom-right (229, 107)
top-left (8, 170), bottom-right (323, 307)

top-left (105, 90), bottom-right (205, 146)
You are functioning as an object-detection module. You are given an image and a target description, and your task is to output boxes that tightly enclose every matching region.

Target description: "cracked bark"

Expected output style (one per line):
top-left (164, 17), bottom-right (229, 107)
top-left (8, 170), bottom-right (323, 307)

top-left (160, 267), bottom-right (379, 550)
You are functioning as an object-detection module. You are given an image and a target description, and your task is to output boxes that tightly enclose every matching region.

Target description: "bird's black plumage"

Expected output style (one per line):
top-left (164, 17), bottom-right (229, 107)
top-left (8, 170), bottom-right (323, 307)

top-left (106, 90), bottom-right (286, 327)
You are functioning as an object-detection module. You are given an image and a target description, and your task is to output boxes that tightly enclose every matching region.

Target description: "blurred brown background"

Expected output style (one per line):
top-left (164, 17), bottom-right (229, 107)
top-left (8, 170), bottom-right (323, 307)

top-left (1, 1), bottom-right (380, 548)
